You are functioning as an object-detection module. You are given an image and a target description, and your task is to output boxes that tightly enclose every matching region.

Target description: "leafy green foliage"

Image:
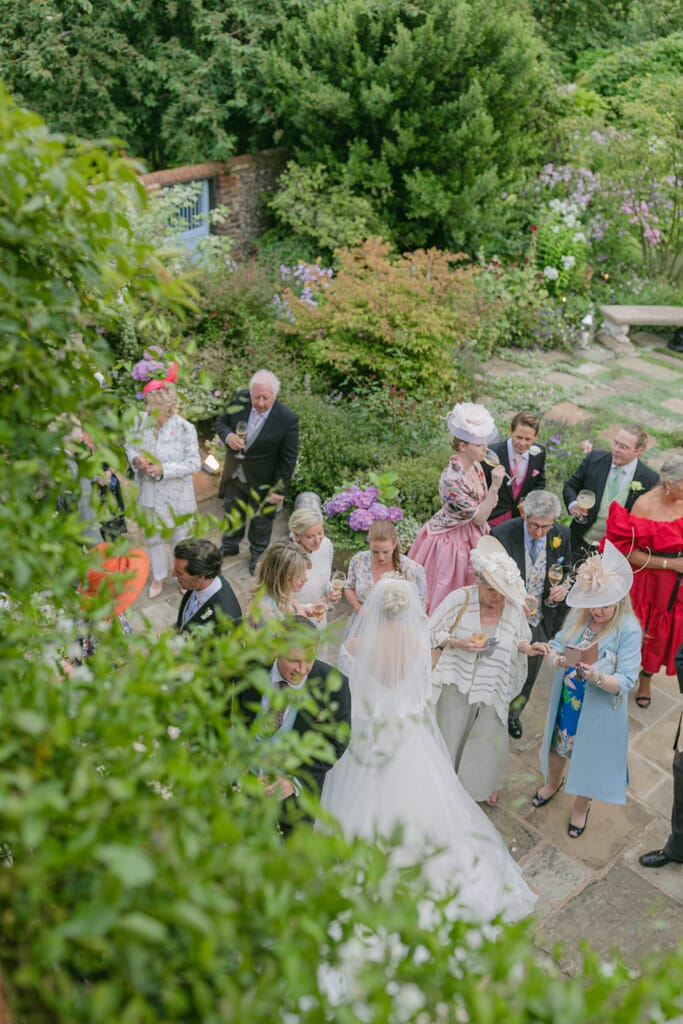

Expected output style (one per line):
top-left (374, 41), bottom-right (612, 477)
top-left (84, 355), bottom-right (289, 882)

top-left (279, 238), bottom-right (484, 396)
top-left (268, 161), bottom-right (385, 261)
top-left (0, 0), bottom-right (284, 168)
top-left (263, 0), bottom-right (554, 252)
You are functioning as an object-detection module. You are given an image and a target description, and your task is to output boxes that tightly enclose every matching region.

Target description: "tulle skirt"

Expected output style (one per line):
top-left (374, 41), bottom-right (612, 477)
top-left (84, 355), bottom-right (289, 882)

top-left (319, 706), bottom-right (537, 923)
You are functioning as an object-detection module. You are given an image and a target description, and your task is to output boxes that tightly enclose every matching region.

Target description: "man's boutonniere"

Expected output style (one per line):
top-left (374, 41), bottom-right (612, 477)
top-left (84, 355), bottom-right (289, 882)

top-left (630, 481), bottom-right (644, 493)
top-left (531, 468), bottom-right (540, 478)
top-left (550, 536), bottom-right (562, 550)
top-left (529, 444), bottom-right (541, 456)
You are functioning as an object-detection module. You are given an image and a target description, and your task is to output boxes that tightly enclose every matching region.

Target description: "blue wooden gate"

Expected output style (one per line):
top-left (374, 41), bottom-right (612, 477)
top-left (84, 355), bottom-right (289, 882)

top-left (177, 179), bottom-right (210, 251)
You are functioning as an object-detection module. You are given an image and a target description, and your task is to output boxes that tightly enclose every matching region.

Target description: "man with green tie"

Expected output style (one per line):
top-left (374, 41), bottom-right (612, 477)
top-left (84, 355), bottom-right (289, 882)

top-left (563, 424), bottom-right (659, 561)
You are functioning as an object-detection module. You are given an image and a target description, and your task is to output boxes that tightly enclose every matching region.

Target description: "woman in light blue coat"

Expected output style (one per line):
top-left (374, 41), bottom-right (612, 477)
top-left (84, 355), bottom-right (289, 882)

top-left (532, 540), bottom-right (641, 839)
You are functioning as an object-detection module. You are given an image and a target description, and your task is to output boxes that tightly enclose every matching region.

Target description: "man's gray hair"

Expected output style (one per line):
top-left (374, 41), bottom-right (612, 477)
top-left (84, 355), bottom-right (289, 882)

top-left (249, 369), bottom-right (281, 397)
top-left (524, 489), bottom-right (561, 520)
top-left (661, 452), bottom-right (683, 485)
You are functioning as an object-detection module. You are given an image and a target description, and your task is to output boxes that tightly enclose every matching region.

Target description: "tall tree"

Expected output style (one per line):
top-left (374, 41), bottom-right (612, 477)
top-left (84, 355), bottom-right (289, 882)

top-left (260, 0), bottom-right (554, 251)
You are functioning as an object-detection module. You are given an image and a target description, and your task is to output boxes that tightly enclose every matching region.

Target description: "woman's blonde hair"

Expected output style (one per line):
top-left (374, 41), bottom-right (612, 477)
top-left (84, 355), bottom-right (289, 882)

top-left (368, 519), bottom-right (401, 571)
top-left (144, 383), bottom-right (179, 426)
top-left (289, 508), bottom-right (323, 538)
top-left (558, 595), bottom-right (635, 646)
top-left (252, 541), bottom-right (311, 611)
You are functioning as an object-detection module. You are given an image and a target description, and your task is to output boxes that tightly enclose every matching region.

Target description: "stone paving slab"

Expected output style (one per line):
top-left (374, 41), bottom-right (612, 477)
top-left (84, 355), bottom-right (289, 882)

top-left (574, 362), bottom-right (611, 377)
top-left (536, 864), bottom-right (682, 975)
top-left (618, 356), bottom-right (678, 381)
top-left (544, 400), bottom-right (593, 424)
top-left (546, 370), bottom-right (586, 390)
top-left (662, 397), bottom-right (683, 415)
top-left (623, 819), bottom-right (683, 904)
top-left (630, 704), bottom-right (683, 772)
top-left (628, 750), bottom-right (670, 802)
top-left (523, 844), bottom-right (589, 905)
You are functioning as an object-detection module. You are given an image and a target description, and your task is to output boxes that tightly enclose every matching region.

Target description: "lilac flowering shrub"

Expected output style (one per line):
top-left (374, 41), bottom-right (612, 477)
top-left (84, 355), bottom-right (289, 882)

top-left (324, 474), bottom-right (403, 552)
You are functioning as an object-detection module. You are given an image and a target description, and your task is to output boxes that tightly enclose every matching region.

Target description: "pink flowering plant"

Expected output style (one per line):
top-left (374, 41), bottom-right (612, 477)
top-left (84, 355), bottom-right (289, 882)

top-left (324, 472), bottom-right (404, 552)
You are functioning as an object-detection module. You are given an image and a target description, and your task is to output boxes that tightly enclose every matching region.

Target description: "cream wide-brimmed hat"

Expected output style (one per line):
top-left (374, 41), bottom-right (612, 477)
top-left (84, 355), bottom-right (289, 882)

top-left (565, 539), bottom-right (633, 609)
top-left (446, 402), bottom-right (497, 445)
top-left (470, 535), bottom-right (527, 606)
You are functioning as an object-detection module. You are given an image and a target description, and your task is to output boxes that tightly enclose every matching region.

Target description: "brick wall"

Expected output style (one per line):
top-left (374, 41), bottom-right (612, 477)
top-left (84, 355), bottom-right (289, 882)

top-left (139, 148), bottom-right (287, 258)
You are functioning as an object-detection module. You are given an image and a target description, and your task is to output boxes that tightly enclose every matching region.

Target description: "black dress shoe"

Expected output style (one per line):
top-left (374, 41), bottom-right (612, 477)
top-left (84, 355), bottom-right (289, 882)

top-left (639, 849), bottom-right (680, 868)
top-left (221, 545), bottom-right (240, 558)
top-left (508, 717), bottom-right (523, 739)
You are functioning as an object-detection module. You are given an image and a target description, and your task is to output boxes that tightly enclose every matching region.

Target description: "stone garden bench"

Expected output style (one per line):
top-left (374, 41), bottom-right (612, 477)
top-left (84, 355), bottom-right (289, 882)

top-left (599, 304), bottom-right (683, 352)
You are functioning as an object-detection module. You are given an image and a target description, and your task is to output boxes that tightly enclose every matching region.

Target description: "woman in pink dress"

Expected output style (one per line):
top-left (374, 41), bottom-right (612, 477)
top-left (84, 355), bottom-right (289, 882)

top-left (606, 452), bottom-right (683, 706)
top-left (409, 403), bottom-right (504, 615)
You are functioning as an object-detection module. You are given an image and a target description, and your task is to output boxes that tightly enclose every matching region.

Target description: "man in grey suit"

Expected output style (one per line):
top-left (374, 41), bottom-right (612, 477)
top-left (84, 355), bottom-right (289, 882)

top-left (492, 490), bottom-right (572, 738)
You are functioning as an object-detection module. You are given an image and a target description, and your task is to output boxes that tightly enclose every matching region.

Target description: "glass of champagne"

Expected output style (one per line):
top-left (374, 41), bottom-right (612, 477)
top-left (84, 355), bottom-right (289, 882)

top-left (482, 449), bottom-right (513, 485)
top-left (329, 570), bottom-right (346, 598)
top-left (526, 594), bottom-right (539, 618)
top-left (574, 489), bottom-right (596, 523)
top-left (305, 600), bottom-right (328, 623)
top-left (235, 420), bottom-right (248, 461)
top-left (545, 563), bottom-right (565, 607)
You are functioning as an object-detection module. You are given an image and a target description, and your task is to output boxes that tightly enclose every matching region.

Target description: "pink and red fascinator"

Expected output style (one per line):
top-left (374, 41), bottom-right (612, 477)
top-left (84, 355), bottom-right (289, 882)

top-left (142, 362), bottom-right (178, 395)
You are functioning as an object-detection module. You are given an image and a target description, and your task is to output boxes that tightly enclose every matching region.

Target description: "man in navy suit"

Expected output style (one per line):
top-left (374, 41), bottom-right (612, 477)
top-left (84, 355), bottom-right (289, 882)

top-left (640, 641), bottom-right (683, 868)
top-left (563, 424), bottom-right (659, 559)
top-left (236, 617), bottom-right (351, 835)
top-left (173, 538), bottom-right (242, 634)
top-left (484, 411), bottom-right (546, 527)
top-left (492, 490), bottom-right (572, 738)
top-left (216, 370), bottom-right (299, 573)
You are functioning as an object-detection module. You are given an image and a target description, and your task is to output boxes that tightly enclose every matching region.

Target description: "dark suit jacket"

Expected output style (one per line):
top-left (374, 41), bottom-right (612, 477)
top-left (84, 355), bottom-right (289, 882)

top-left (215, 390), bottom-right (299, 500)
top-left (482, 440), bottom-right (546, 522)
top-left (676, 640), bottom-right (683, 695)
top-left (562, 450), bottom-right (659, 549)
top-left (492, 518), bottom-right (572, 637)
top-left (237, 659), bottom-right (351, 824)
top-left (176, 575), bottom-right (242, 634)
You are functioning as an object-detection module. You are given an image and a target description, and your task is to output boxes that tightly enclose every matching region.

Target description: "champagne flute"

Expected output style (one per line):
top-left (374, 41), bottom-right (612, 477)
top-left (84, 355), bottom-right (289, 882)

top-left (574, 489), bottom-right (596, 524)
top-left (545, 562), bottom-right (565, 607)
top-left (329, 571), bottom-right (346, 595)
top-left (525, 594), bottom-right (539, 618)
top-left (235, 420), bottom-right (248, 461)
top-left (482, 449), bottom-right (513, 485)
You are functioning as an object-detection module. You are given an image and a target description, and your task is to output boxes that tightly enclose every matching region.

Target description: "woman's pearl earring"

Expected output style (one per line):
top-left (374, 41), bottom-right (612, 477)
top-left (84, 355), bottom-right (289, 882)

top-left (665, 486), bottom-right (671, 496)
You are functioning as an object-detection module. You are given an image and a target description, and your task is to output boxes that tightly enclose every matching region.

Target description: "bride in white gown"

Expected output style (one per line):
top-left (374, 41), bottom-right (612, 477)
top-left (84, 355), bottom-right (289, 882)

top-left (320, 576), bottom-right (537, 923)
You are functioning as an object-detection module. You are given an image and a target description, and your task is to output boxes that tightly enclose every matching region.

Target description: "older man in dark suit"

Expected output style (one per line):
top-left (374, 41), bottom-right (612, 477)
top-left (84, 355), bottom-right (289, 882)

top-left (216, 369), bottom-right (299, 573)
top-left (483, 411), bottom-right (546, 527)
top-left (173, 537), bottom-right (242, 634)
top-left (237, 617), bottom-right (351, 835)
top-left (492, 490), bottom-right (572, 738)
top-left (563, 423), bottom-right (659, 559)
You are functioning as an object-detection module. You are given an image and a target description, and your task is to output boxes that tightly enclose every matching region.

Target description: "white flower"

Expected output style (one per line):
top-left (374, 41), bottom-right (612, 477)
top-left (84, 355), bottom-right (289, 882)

top-left (573, 231), bottom-right (586, 243)
top-left (317, 962), bottom-right (345, 1006)
top-left (529, 444), bottom-right (541, 456)
top-left (327, 920), bottom-right (343, 942)
top-left (132, 740), bottom-right (147, 753)
top-left (413, 944), bottom-right (430, 965)
top-left (561, 254), bottom-right (576, 270)
top-left (543, 266), bottom-right (559, 280)
top-left (149, 779), bottom-right (173, 800)
top-left (393, 983), bottom-right (426, 1022)
top-left (167, 725), bottom-right (181, 740)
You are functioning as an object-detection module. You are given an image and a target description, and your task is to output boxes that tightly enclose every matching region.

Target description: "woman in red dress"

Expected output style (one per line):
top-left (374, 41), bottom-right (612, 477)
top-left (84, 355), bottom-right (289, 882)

top-left (606, 453), bottom-right (683, 706)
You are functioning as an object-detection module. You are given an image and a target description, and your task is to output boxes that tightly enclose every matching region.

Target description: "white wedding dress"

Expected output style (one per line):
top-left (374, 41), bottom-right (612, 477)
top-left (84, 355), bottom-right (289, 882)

top-left (320, 578), bottom-right (537, 924)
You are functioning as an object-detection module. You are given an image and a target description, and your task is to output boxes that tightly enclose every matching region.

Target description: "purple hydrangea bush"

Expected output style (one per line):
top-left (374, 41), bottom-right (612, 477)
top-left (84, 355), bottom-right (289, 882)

top-left (324, 478), bottom-right (403, 552)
